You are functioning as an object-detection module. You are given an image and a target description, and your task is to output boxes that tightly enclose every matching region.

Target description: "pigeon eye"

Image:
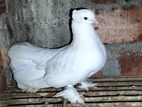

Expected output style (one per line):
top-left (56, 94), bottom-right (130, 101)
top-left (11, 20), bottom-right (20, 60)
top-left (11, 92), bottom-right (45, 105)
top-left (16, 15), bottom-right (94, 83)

top-left (84, 17), bottom-right (88, 20)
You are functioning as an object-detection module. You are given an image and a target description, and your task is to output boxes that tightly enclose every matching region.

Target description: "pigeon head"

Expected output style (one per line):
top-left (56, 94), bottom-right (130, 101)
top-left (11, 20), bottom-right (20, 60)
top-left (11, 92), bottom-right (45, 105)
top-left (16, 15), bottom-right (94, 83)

top-left (72, 8), bottom-right (98, 24)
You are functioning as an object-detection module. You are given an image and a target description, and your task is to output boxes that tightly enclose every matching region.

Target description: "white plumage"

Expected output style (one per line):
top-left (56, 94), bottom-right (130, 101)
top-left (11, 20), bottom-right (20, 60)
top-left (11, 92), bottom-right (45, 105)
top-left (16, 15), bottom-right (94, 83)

top-left (8, 8), bottom-right (107, 104)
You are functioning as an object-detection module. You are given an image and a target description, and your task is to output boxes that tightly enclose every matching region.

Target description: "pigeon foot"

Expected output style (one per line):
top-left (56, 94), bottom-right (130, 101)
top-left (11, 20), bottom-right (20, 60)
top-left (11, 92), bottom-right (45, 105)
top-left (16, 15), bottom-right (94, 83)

top-left (54, 85), bottom-right (85, 104)
top-left (78, 79), bottom-right (98, 91)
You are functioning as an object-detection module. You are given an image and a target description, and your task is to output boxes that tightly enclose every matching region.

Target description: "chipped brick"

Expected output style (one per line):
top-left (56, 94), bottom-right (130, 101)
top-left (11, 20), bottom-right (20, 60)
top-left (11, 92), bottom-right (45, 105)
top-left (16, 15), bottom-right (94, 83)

top-left (0, 49), bottom-right (9, 72)
top-left (118, 51), bottom-right (142, 76)
top-left (95, 7), bottom-right (142, 44)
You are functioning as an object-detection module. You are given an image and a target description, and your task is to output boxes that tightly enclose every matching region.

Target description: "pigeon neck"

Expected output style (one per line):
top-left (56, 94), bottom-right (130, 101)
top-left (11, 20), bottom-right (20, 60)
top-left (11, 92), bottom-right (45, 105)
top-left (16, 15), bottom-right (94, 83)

top-left (71, 21), bottom-right (98, 47)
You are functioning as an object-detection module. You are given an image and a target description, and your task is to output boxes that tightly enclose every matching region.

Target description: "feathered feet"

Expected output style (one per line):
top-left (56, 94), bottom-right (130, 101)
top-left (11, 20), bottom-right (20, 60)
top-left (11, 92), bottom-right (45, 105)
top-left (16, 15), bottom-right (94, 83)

top-left (54, 85), bottom-right (85, 104)
top-left (78, 79), bottom-right (97, 91)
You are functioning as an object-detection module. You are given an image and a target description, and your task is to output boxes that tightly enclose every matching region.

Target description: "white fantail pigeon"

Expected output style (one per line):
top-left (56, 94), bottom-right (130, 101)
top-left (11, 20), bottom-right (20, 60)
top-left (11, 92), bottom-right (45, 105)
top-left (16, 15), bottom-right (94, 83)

top-left (8, 8), bottom-right (107, 104)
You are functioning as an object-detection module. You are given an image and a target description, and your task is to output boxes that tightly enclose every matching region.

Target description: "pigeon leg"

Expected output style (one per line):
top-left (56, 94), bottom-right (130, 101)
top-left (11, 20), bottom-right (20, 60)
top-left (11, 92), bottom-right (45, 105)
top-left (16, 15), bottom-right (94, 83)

top-left (54, 85), bottom-right (85, 104)
top-left (78, 79), bottom-right (97, 91)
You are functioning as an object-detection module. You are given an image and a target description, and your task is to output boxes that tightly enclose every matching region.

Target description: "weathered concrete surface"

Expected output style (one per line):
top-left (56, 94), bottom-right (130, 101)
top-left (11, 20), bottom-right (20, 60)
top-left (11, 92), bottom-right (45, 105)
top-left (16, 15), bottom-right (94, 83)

top-left (103, 42), bottom-right (142, 76)
top-left (6, 0), bottom-right (72, 47)
top-left (0, 15), bottom-right (10, 72)
top-left (90, 0), bottom-right (116, 4)
top-left (0, 0), bottom-right (6, 15)
top-left (0, 6), bottom-right (9, 91)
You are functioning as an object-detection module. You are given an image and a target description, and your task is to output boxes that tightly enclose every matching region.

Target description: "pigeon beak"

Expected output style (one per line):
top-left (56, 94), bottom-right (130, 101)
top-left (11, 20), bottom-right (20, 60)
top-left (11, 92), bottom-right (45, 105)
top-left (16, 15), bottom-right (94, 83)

top-left (94, 19), bottom-right (99, 25)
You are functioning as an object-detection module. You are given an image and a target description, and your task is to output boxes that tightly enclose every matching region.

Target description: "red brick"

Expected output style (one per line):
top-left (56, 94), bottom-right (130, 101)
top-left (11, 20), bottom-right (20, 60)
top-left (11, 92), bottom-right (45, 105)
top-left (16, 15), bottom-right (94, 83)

top-left (0, 49), bottom-right (8, 92)
top-left (118, 51), bottom-right (142, 76)
top-left (90, 0), bottom-right (116, 3)
top-left (94, 7), bottom-right (142, 44)
top-left (0, 49), bottom-right (9, 72)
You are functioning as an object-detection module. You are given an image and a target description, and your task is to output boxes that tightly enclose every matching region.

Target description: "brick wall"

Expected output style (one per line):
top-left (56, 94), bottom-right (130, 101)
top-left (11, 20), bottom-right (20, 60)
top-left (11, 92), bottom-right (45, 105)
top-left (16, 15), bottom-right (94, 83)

top-left (119, 50), bottom-right (142, 76)
top-left (95, 7), bottom-right (142, 44)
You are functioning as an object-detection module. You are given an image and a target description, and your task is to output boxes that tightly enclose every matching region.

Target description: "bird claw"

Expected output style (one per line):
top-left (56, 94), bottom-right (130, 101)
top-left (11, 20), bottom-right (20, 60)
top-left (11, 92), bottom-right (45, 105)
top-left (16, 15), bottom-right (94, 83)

top-left (78, 80), bottom-right (98, 91)
top-left (54, 86), bottom-right (85, 104)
